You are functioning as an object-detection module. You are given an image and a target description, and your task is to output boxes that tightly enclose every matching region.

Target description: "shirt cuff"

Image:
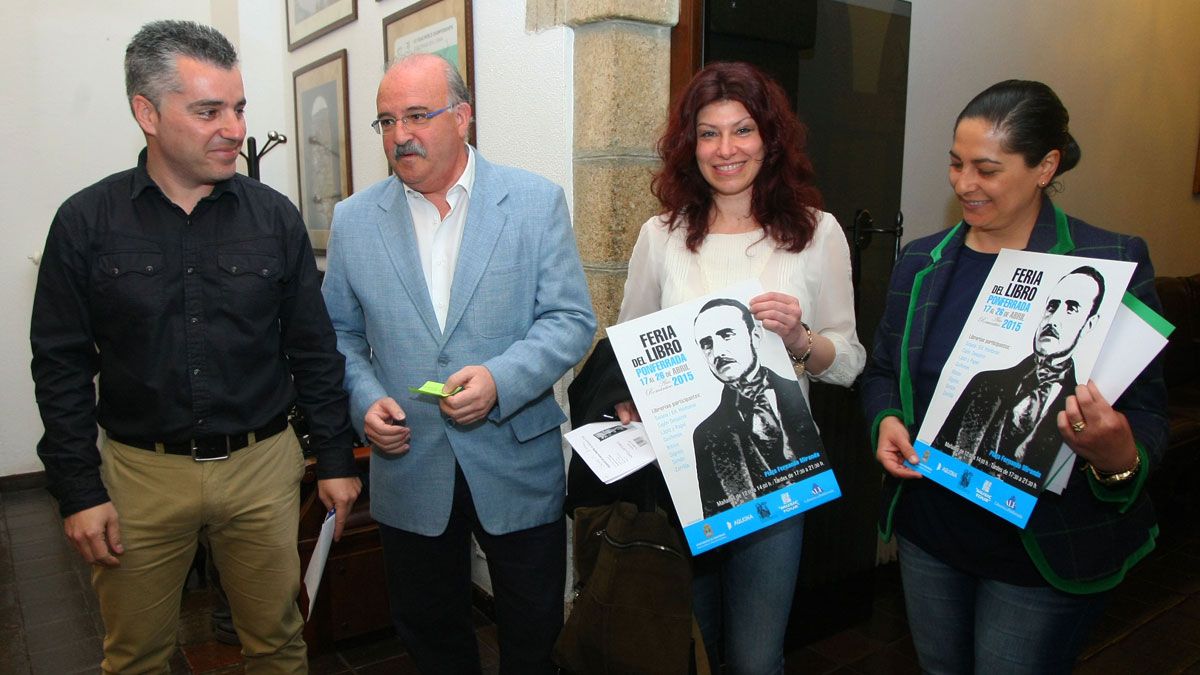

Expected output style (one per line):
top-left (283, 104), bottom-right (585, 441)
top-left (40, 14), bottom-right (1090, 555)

top-left (311, 439), bottom-right (360, 479)
top-left (51, 475), bottom-right (111, 519)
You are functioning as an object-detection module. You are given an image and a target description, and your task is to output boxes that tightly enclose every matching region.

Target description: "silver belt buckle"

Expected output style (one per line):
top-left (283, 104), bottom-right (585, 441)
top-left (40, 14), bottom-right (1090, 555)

top-left (191, 436), bottom-right (232, 462)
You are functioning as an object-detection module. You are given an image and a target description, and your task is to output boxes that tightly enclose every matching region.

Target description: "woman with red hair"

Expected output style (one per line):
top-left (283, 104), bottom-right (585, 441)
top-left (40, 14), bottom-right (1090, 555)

top-left (615, 61), bottom-right (865, 673)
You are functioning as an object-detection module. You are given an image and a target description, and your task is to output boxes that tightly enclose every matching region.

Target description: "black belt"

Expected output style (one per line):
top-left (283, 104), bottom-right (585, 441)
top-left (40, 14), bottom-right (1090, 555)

top-left (110, 413), bottom-right (290, 461)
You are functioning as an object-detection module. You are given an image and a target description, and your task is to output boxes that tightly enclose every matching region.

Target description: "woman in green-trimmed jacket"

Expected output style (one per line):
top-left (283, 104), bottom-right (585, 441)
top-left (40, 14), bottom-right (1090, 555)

top-left (862, 80), bottom-right (1168, 674)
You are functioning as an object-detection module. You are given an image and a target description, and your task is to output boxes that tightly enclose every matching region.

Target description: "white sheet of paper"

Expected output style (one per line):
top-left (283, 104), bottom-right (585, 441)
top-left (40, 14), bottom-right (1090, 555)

top-left (564, 421), bottom-right (655, 484)
top-left (302, 508), bottom-right (337, 620)
top-left (1043, 296), bottom-right (1172, 493)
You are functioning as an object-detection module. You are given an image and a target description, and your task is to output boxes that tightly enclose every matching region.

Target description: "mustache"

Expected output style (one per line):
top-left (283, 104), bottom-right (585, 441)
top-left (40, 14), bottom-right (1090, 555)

top-left (1039, 324), bottom-right (1059, 340)
top-left (393, 140), bottom-right (427, 161)
top-left (712, 356), bottom-right (735, 369)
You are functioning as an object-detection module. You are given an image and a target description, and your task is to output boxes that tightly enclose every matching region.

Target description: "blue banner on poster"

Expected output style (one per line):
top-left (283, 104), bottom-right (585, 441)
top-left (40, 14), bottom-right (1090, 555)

top-left (682, 468), bottom-right (841, 553)
top-left (910, 441), bottom-right (1039, 528)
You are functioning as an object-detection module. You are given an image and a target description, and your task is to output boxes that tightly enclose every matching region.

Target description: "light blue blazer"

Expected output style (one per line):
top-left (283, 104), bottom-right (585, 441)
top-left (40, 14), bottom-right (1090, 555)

top-left (321, 152), bottom-right (596, 535)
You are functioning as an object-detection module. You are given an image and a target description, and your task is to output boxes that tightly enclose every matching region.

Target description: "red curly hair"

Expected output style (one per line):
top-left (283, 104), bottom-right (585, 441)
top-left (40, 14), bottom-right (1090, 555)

top-left (653, 61), bottom-right (823, 253)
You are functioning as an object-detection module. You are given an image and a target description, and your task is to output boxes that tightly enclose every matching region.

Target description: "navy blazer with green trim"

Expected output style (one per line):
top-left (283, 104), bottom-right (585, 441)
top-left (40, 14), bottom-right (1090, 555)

top-left (861, 198), bottom-right (1168, 594)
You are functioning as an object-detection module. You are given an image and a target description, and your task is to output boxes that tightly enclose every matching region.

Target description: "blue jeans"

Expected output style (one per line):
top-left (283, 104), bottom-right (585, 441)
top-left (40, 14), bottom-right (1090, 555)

top-left (897, 536), bottom-right (1107, 674)
top-left (692, 515), bottom-right (804, 674)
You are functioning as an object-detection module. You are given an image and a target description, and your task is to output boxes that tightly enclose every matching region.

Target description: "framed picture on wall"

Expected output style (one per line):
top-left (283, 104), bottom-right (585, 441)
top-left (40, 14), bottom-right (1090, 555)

top-left (382, 0), bottom-right (473, 94)
top-left (286, 0), bottom-right (357, 51)
top-left (293, 49), bottom-right (352, 251)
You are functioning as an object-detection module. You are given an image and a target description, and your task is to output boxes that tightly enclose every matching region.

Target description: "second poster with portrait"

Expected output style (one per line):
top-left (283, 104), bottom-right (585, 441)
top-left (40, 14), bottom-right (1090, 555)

top-left (607, 280), bottom-right (841, 555)
top-left (912, 249), bottom-right (1137, 527)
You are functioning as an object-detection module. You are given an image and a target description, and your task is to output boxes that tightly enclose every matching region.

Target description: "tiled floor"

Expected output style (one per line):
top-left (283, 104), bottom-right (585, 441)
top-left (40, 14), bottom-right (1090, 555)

top-left (2, 484), bottom-right (1198, 674)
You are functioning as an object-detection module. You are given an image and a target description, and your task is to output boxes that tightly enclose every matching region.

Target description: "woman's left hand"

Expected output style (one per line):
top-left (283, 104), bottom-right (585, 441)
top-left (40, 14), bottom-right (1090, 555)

top-left (1056, 380), bottom-right (1139, 474)
top-left (749, 291), bottom-right (809, 354)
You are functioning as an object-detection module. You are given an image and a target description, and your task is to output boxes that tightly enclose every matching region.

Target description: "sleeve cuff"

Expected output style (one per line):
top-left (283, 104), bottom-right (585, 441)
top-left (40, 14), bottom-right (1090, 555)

top-left (870, 408), bottom-right (905, 453)
top-left (51, 476), bottom-right (111, 518)
top-left (311, 442), bottom-right (360, 479)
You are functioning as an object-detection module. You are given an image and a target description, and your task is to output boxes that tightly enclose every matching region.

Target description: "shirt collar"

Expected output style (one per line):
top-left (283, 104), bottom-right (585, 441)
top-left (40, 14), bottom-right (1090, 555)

top-left (130, 147), bottom-right (238, 204)
top-left (402, 144), bottom-right (476, 201)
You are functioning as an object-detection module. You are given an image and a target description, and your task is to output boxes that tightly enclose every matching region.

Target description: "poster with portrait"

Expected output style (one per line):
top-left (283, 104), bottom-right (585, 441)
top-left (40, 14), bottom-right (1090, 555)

top-left (912, 249), bottom-right (1135, 527)
top-left (293, 50), bottom-right (352, 251)
top-left (607, 280), bottom-right (840, 555)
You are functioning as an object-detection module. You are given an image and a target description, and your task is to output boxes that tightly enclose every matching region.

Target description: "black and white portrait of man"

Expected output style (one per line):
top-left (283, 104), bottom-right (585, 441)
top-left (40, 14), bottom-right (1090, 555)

top-left (691, 298), bottom-right (822, 517)
top-left (933, 266), bottom-right (1106, 482)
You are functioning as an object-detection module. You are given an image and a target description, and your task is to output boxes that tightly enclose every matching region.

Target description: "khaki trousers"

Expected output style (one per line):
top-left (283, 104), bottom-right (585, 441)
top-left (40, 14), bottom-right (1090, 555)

top-left (94, 428), bottom-right (308, 674)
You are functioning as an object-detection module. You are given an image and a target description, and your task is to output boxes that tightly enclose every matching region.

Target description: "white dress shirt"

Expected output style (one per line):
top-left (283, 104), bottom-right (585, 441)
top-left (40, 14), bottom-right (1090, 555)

top-left (403, 146), bottom-right (476, 330)
top-left (618, 211), bottom-right (866, 398)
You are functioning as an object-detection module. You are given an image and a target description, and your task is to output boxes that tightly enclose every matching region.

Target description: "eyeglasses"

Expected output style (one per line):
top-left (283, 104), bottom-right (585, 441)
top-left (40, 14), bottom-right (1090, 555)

top-left (371, 104), bottom-right (455, 134)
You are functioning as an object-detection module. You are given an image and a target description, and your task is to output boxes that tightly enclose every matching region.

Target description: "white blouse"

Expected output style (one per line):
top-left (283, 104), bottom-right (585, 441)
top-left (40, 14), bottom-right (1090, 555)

top-left (617, 211), bottom-right (866, 392)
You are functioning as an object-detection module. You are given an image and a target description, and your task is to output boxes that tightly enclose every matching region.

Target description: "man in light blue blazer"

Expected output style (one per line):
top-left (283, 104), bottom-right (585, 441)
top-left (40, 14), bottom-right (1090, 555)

top-left (321, 53), bottom-right (595, 674)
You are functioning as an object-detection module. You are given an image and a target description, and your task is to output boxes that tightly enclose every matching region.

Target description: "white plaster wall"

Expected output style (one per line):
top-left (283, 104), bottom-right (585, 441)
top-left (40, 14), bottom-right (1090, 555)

top-left (281, 1), bottom-right (574, 210)
top-left (226, 0), bottom-right (294, 192)
top-left (0, 1), bottom-right (213, 478)
top-left (901, 0), bottom-right (1200, 276)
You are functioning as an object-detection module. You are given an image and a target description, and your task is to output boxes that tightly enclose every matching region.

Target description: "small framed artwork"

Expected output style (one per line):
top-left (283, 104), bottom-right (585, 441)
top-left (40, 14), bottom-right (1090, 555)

top-left (293, 49), bottom-right (352, 251)
top-left (382, 0), bottom-right (474, 92)
top-left (286, 0), bottom-right (357, 52)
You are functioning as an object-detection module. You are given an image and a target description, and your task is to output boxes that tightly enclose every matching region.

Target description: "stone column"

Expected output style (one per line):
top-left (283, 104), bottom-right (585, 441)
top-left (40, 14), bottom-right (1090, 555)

top-left (542, 1), bottom-right (679, 335)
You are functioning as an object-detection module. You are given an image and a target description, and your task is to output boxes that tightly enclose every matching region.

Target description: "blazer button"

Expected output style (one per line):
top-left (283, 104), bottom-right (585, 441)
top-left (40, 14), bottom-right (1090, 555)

top-left (438, 356), bottom-right (450, 366)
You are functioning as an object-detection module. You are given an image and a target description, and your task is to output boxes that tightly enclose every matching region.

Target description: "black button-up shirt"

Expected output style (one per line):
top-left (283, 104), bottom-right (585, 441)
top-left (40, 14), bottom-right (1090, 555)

top-left (31, 150), bottom-right (356, 516)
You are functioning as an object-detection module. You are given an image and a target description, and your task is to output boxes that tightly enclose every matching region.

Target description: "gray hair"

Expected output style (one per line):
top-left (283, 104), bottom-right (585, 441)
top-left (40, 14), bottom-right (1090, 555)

top-left (388, 53), bottom-right (472, 108)
top-left (125, 20), bottom-right (238, 109)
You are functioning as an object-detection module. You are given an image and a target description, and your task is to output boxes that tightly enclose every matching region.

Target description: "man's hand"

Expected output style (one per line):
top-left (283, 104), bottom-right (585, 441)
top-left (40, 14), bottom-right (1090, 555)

top-left (876, 416), bottom-right (923, 480)
top-left (318, 476), bottom-right (363, 541)
top-left (440, 366), bottom-right (497, 425)
top-left (364, 397), bottom-right (412, 454)
top-left (64, 502), bottom-right (123, 567)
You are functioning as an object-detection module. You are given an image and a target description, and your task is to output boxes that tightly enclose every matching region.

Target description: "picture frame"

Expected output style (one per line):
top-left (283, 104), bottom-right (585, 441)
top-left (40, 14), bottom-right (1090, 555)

top-left (293, 50), bottom-right (352, 251)
top-left (286, 0), bottom-right (357, 52)
top-left (382, 0), bottom-right (474, 95)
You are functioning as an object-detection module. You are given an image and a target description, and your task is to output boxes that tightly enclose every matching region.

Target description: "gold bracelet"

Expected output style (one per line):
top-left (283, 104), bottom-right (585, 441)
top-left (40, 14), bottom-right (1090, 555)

top-left (788, 322), bottom-right (813, 374)
top-left (1088, 452), bottom-right (1142, 486)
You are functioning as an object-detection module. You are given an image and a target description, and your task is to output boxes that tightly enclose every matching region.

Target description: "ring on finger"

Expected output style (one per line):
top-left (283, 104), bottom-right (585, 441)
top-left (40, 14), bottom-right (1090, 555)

top-left (1071, 420), bottom-right (1087, 433)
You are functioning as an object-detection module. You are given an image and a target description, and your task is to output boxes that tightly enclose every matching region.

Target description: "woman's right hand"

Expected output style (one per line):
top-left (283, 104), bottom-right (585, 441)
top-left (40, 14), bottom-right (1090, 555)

top-left (876, 416), bottom-right (922, 479)
top-left (615, 400), bottom-right (641, 425)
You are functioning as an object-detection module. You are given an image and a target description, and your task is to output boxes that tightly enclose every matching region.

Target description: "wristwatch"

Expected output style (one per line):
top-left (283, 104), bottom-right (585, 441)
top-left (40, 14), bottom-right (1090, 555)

top-left (1088, 452), bottom-right (1141, 485)
top-left (788, 322), bottom-right (813, 374)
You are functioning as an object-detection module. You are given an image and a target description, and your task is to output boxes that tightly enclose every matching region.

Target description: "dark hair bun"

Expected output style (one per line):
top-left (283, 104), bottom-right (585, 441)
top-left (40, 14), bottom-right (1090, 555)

top-left (1058, 133), bottom-right (1081, 175)
top-left (956, 80), bottom-right (1080, 178)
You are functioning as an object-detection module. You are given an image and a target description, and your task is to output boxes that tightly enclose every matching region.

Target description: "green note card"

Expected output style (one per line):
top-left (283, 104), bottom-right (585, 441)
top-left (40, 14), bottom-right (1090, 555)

top-left (408, 381), bottom-right (463, 397)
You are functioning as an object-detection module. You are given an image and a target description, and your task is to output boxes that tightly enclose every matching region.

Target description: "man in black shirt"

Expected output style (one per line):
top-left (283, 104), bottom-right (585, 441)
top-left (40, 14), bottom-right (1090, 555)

top-left (29, 20), bottom-right (360, 673)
